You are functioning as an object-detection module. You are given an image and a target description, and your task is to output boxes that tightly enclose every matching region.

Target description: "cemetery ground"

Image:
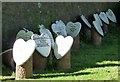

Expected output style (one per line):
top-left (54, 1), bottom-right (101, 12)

top-left (1, 25), bottom-right (120, 81)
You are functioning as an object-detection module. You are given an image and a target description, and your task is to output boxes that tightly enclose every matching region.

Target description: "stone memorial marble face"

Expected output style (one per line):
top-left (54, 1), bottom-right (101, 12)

top-left (93, 20), bottom-right (104, 36)
top-left (39, 24), bottom-right (55, 49)
top-left (13, 39), bottom-right (35, 65)
top-left (51, 20), bottom-right (67, 37)
top-left (66, 22), bottom-right (82, 38)
top-left (16, 29), bottom-right (33, 41)
top-left (99, 12), bottom-right (109, 25)
top-left (81, 15), bottom-right (91, 28)
top-left (31, 34), bottom-right (51, 57)
top-left (93, 14), bottom-right (103, 26)
top-left (54, 35), bottom-right (73, 59)
top-left (106, 9), bottom-right (117, 23)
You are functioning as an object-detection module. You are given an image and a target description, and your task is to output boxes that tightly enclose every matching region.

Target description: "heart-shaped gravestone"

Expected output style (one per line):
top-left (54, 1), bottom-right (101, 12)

top-left (93, 20), bottom-right (104, 36)
top-left (106, 9), bottom-right (117, 23)
top-left (31, 34), bottom-right (51, 57)
top-left (66, 22), bottom-right (82, 38)
top-left (81, 15), bottom-right (91, 28)
top-left (93, 14), bottom-right (103, 26)
top-left (51, 20), bottom-right (67, 37)
top-left (13, 39), bottom-right (35, 65)
top-left (54, 35), bottom-right (73, 59)
top-left (16, 29), bottom-right (33, 41)
top-left (39, 24), bottom-right (55, 49)
top-left (99, 12), bottom-right (109, 25)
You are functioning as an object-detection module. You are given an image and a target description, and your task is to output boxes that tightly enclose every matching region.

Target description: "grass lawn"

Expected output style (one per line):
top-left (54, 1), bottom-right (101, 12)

top-left (0, 25), bottom-right (120, 81)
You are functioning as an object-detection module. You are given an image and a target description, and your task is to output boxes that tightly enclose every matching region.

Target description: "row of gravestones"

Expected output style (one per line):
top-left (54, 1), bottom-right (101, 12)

top-left (1, 8), bottom-right (117, 80)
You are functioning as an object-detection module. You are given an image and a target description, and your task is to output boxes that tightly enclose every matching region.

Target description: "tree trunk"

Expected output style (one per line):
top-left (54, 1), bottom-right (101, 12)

top-left (91, 27), bottom-right (102, 45)
top-left (84, 26), bottom-right (91, 42)
top-left (33, 50), bottom-right (47, 70)
top-left (72, 34), bottom-right (80, 49)
top-left (16, 56), bottom-right (33, 80)
top-left (102, 23), bottom-right (108, 34)
top-left (56, 50), bottom-right (71, 70)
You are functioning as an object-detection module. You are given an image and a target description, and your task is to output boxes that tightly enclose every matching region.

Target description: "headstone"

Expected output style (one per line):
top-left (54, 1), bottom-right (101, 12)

top-left (93, 14), bottom-right (103, 26)
top-left (81, 15), bottom-right (91, 42)
top-left (31, 34), bottom-right (51, 58)
top-left (93, 20), bottom-right (104, 36)
top-left (81, 15), bottom-right (91, 28)
top-left (39, 24), bottom-right (55, 49)
top-left (99, 12), bottom-right (109, 25)
top-left (66, 22), bottom-right (82, 38)
top-left (106, 9), bottom-right (117, 23)
top-left (16, 29), bottom-right (33, 41)
top-left (13, 39), bottom-right (35, 65)
top-left (54, 35), bottom-right (73, 59)
top-left (51, 20), bottom-right (67, 37)
top-left (13, 39), bottom-right (35, 80)
top-left (97, 12), bottom-right (109, 34)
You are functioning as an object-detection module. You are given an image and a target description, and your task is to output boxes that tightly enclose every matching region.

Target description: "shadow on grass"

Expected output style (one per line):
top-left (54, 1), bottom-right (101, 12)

top-left (33, 72), bottom-right (92, 79)
top-left (2, 78), bottom-right (15, 81)
top-left (93, 64), bottom-right (120, 68)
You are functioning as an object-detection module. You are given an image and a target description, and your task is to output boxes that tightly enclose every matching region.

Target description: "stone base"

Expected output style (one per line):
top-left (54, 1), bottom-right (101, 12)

top-left (91, 28), bottom-right (102, 45)
top-left (16, 56), bottom-right (33, 80)
top-left (72, 34), bottom-right (80, 49)
top-left (33, 50), bottom-right (47, 70)
top-left (56, 50), bottom-right (71, 71)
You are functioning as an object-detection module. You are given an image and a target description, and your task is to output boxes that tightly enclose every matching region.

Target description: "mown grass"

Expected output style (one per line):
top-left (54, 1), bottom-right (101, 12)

top-left (1, 24), bottom-right (120, 81)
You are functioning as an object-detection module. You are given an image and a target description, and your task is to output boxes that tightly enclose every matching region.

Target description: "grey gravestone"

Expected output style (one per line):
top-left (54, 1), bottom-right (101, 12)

top-left (93, 20), bottom-right (104, 36)
top-left (39, 24), bottom-right (55, 49)
top-left (99, 12), bottom-right (109, 25)
top-left (106, 9), bottom-right (117, 23)
top-left (31, 34), bottom-right (51, 57)
top-left (66, 22), bottom-right (82, 38)
top-left (52, 20), bottom-right (67, 37)
top-left (13, 39), bottom-right (35, 65)
top-left (81, 15), bottom-right (91, 28)
top-left (93, 14), bottom-right (103, 26)
top-left (54, 35), bottom-right (73, 59)
top-left (16, 29), bottom-right (33, 41)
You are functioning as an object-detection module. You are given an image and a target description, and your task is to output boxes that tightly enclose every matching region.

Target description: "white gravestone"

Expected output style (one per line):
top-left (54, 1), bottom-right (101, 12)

top-left (31, 34), bottom-right (51, 57)
top-left (54, 35), bottom-right (73, 59)
top-left (13, 39), bottom-right (35, 65)
top-left (93, 20), bottom-right (104, 36)
top-left (99, 12), bottom-right (109, 25)
top-left (93, 14), bottom-right (103, 26)
top-left (106, 9), bottom-right (117, 23)
top-left (51, 20), bottom-right (67, 37)
top-left (66, 22), bottom-right (82, 38)
top-left (39, 24), bottom-right (55, 49)
top-left (16, 29), bottom-right (33, 41)
top-left (81, 15), bottom-right (91, 28)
